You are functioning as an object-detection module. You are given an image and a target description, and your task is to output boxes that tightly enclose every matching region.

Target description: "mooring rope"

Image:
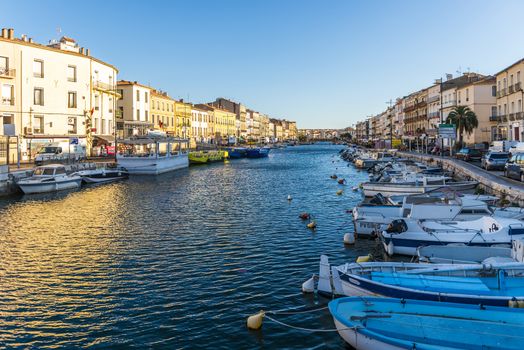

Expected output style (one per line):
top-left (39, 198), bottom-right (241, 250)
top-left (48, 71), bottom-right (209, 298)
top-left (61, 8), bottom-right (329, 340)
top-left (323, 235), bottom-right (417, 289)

top-left (268, 305), bottom-right (329, 315)
top-left (264, 315), bottom-right (357, 333)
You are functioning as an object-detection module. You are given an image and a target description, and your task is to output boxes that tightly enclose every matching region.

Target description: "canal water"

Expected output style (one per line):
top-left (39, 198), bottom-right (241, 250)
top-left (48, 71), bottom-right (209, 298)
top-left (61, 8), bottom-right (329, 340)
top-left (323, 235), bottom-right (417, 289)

top-left (0, 145), bottom-right (378, 349)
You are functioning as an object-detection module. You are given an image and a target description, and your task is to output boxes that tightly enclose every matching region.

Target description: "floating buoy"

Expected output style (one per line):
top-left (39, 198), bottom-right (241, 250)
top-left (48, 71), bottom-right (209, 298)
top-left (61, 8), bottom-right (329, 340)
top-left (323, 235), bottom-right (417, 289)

top-left (299, 212), bottom-right (310, 220)
top-left (302, 274), bottom-right (316, 293)
top-left (344, 233), bottom-right (355, 245)
top-left (307, 221), bottom-right (317, 229)
top-left (338, 179), bottom-right (346, 185)
top-left (352, 186), bottom-right (359, 192)
top-left (247, 310), bottom-right (265, 330)
top-left (330, 174), bottom-right (338, 180)
top-left (336, 190), bottom-right (343, 196)
top-left (287, 194), bottom-right (292, 201)
top-left (356, 254), bottom-right (371, 263)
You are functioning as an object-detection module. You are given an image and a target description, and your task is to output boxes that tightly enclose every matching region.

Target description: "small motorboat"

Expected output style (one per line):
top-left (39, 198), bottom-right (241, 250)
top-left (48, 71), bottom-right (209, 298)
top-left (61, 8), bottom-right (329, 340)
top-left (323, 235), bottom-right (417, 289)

top-left (224, 147), bottom-right (247, 159)
top-left (329, 297), bottom-right (524, 349)
top-left (73, 165), bottom-right (129, 184)
top-left (417, 244), bottom-right (512, 264)
top-left (361, 179), bottom-right (478, 197)
top-left (246, 147), bottom-right (270, 158)
top-left (17, 164), bottom-right (82, 194)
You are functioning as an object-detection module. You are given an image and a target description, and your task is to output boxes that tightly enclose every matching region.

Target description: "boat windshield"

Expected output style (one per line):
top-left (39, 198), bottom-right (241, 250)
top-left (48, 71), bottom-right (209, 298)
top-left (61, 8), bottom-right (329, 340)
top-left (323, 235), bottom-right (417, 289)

top-left (34, 168), bottom-right (55, 176)
top-left (38, 147), bottom-right (61, 154)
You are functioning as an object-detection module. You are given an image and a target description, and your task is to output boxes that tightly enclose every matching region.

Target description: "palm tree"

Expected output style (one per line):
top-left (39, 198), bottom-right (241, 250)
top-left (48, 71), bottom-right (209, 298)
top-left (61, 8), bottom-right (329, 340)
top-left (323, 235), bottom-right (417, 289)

top-left (445, 106), bottom-right (478, 148)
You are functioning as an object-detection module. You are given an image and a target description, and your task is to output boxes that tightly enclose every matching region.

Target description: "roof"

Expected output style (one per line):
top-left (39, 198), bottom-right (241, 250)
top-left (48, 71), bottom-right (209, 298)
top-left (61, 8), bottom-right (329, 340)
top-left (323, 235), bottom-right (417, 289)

top-left (150, 89), bottom-right (174, 101)
top-left (495, 57), bottom-right (524, 76)
top-left (0, 36), bottom-right (118, 73)
top-left (117, 80), bottom-right (154, 90)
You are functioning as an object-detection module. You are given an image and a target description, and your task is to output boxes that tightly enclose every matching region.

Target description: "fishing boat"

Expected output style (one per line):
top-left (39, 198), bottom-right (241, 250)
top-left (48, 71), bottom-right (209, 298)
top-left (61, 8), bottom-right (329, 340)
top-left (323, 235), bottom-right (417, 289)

top-left (353, 192), bottom-right (493, 236)
top-left (17, 164), bottom-right (82, 194)
top-left (73, 165), bottom-right (129, 184)
top-left (417, 244), bottom-right (512, 264)
top-left (361, 179), bottom-right (478, 197)
top-left (246, 147), bottom-right (270, 158)
top-left (380, 216), bottom-right (524, 256)
top-left (116, 136), bottom-right (189, 175)
top-left (225, 147), bottom-right (247, 158)
top-left (189, 151), bottom-right (209, 165)
top-left (354, 152), bottom-right (396, 169)
top-left (329, 297), bottom-right (524, 349)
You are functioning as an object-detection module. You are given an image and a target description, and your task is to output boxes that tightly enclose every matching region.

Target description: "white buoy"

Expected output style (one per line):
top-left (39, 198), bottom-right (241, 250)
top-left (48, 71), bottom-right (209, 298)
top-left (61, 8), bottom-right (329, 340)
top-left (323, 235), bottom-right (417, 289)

top-left (352, 186), bottom-right (358, 192)
top-left (302, 274), bottom-right (316, 293)
top-left (247, 311), bottom-right (265, 330)
top-left (287, 194), bottom-right (292, 201)
top-left (344, 233), bottom-right (355, 245)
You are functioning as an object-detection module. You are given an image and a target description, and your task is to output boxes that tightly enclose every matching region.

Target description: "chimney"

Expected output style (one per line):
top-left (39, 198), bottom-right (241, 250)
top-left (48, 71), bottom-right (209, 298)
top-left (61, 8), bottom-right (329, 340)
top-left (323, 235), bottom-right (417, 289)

top-left (80, 47), bottom-right (85, 55)
top-left (7, 28), bottom-right (14, 40)
top-left (85, 48), bottom-right (90, 56)
top-left (21, 34), bottom-right (27, 42)
top-left (28, 38), bottom-right (33, 43)
top-left (1, 28), bottom-right (6, 38)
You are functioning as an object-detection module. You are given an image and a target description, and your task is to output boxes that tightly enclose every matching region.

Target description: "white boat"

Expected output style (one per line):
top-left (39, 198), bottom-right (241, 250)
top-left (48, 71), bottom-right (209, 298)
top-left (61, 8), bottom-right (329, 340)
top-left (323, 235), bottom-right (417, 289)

top-left (417, 244), bottom-right (513, 264)
top-left (116, 136), bottom-right (189, 175)
top-left (361, 179), bottom-right (478, 197)
top-left (354, 152), bottom-right (396, 169)
top-left (353, 192), bottom-right (493, 236)
top-left (17, 164), bottom-right (82, 194)
top-left (380, 216), bottom-right (524, 256)
top-left (73, 166), bottom-right (129, 184)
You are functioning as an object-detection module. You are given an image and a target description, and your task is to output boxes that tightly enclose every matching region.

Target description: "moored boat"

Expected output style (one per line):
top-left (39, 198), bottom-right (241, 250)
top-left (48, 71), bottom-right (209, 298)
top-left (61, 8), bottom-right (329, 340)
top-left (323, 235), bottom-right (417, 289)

top-left (329, 297), bottom-right (524, 349)
top-left (189, 151), bottom-right (209, 164)
top-left (361, 179), bottom-right (478, 197)
top-left (17, 164), bottom-right (82, 194)
top-left (246, 147), bottom-right (270, 158)
top-left (225, 147), bottom-right (247, 158)
top-left (73, 165), bottom-right (129, 184)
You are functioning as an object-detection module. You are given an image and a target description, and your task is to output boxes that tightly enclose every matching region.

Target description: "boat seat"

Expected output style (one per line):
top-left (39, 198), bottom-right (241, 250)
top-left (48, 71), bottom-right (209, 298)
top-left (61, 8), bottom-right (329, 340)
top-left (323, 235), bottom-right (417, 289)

top-left (370, 272), bottom-right (492, 294)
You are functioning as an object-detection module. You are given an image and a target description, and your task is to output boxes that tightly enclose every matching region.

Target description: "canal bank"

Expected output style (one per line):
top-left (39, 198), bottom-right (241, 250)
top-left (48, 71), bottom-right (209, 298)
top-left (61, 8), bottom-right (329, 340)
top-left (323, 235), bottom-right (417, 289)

top-left (398, 151), bottom-right (524, 206)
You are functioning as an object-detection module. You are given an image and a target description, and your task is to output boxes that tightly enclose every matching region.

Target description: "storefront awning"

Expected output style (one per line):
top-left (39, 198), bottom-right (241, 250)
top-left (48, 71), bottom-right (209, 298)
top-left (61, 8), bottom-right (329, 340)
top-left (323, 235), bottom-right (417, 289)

top-left (94, 135), bottom-right (115, 143)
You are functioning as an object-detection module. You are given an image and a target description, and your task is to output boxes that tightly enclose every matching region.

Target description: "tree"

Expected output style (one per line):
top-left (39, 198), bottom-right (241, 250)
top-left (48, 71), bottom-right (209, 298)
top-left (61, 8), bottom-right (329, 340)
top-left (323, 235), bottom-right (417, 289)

top-left (445, 106), bottom-right (478, 148)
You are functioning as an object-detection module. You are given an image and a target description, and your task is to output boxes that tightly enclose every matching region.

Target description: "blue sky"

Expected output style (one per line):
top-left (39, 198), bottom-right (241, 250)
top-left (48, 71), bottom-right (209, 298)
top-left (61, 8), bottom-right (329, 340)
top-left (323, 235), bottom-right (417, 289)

top-left (3, 0), bottom-right (524, 128)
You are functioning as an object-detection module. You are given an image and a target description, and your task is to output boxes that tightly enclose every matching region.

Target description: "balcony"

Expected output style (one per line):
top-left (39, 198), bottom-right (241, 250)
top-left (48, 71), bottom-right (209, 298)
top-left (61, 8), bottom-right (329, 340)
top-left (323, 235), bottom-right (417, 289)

top-left (509, 85), bottom-right (515, 94)
top-left (0, 68), bottom-right (16, 79)
top-left (427, 95), bottom-right (440, 103)
top-left (509, 113), bottom-right (516, 121)
top-left (428, 111), bottom-right (440, 119)
top-left (500, 114), bottom-right (508, 122)
top-left (489, 115), bottom-right (500, 122)
top-left (93, 80), bottom-right (121, 97)
top-left (516, 82), bottom-right (522, 92)
top-left (1, 97), bottom-right (14, 106)
top-left (404, 105), bottom-right (416, 113)
top-left (517, 112), bottom-right (524, 120)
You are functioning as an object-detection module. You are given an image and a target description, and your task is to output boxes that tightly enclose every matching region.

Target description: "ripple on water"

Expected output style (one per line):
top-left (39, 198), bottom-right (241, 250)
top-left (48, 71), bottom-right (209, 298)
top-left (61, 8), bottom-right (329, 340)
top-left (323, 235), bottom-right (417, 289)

top-left (0, 145), bottom-right (376, 349)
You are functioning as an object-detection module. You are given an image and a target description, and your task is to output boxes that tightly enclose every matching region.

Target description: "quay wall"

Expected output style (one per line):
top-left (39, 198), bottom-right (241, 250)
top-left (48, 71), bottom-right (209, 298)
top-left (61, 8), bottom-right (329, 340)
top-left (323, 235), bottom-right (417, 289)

top-left (397, 152), bottom-right (524, 206)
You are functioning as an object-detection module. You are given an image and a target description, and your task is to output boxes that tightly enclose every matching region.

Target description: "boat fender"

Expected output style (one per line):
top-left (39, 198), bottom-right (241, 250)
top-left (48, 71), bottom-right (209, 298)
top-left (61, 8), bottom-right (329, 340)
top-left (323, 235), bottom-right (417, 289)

top-left (299, 213), bottom-right (310, 220)
top-left (247, 311), bottom-right (265, 330)
top-left (307, 221), bottom-right (317, 229)
top-left (302, 275), bottom-right (316, 293)
top-left (287, 194), bottom-right (292, 201)
top-left (356, 254), bottom-right (370, 263)
top-left (344, 233), bottom-right (355, 245)
top-left (336, 190), bottom-right (343, 196)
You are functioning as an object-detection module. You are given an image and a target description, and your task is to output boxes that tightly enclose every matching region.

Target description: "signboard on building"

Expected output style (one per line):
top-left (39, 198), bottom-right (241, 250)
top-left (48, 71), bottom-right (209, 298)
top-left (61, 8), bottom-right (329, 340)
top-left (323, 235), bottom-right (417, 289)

top-left (392, 138), bottom-right (402, 148)
top-left (438, 124), bottom-right (456, 139)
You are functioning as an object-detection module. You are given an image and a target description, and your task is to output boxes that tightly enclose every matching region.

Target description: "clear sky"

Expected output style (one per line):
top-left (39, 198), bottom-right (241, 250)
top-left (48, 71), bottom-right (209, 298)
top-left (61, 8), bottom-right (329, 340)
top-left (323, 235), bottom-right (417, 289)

top-left (3, 0), bottom-right (524, 129)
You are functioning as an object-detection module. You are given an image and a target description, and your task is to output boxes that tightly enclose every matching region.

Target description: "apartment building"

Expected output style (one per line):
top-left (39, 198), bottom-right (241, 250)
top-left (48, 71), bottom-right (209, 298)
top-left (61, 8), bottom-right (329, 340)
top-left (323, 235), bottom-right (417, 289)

top-left (426, 84), bottom-right (441, 139)
top-left (150, 90), bottom-right (175, 134)
top-left (174, 99), bottom-right (192, 139)
top-left (210, 98), bottom-right (246, 139)
top-left (496, 59), bottom-right (524, 141)
top-left (0, 28), bottom-right (118, 160)
top-left (191, 105), bottom-right (212, 143)
top-left (116, 80), bottom-right (151, 138)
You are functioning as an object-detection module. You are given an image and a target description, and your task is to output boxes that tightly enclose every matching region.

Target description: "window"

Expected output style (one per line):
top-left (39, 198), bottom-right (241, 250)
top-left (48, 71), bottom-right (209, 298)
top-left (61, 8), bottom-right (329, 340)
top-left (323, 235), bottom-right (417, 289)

top-left (511, 74), bottom-right (514, 86)
top-left (491, 106), bottom-right (497, 117)
top-left (137, 109), bottom-right (140, 120)
top-left (33, 59), bottom-right (44, 78)
top-left (492, 85), bottom-right (496, 97)
top-left (518, 71), bottom-right (521, 83)
top-left (0, 56), bottom-right (8, 72)
top-left (108, 98), bottom-right (113, 113)
top-left (34, 88), bottom-right (44, 105)
top-left (157, 101), bottom-right (160, 109)
top-left (118, 89), bottom-right (123, 100)
top-left (118, 106), bottom-right (124, 119)
top-left (162, 102), bottom-right (165, 111)
top-left (145, 110), bottom-right (149, 121)
top-left (1, 84), bottom-right (14, 105)
top-left (94, 95), bottom-right (99, 110)
top-left (520, 100), bottom-right (523, 113)
top-left (511, 102), bottom-right (515, 113)
top-left (145, 92), bottom-right (148, 103)
top-left (466, 89), bottom-right (469, 102)
top-left (68, 117), bottom-right (77, 134)
top-left (67, 65), bottom-right (77, 82)
top-left (504, 78), bottom-right (507, 89)
top-left (101, 119), bottom-right (106, 134)
top-left (93, 118), bottom-right (99, 131)
top-left (68, 91), bottom-right (77, 108)
top-left (458, 91), bottom-right (461, 103)
top-left (34, 115), bottom-right (44, 133)
top-left (136, 90), bottom-right (140, 101)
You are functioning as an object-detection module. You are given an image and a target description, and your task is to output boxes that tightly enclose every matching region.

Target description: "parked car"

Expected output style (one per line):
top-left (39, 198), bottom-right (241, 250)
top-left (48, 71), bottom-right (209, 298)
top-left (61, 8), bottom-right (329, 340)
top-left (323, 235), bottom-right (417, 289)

top-left (481, 151), bottom-right (510, 170)
top-left (455, 148), bottom-right (482, 162)
top-left (505, 152), bottom-right (524, 181)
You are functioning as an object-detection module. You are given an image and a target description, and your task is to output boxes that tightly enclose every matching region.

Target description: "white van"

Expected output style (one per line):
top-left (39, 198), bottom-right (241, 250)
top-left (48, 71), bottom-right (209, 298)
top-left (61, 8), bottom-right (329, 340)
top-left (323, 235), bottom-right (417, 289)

top-left (35, 141), bottom-right (86, 165)
top-left (509, 142), bottom-right (524, 155)
top-left (489, 140), bottom-right (517, 153)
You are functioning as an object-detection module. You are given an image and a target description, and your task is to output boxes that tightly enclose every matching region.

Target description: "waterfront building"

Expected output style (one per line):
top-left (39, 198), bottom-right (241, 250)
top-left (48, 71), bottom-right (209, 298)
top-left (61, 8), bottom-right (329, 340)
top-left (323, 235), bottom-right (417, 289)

top-left (402, 89), bottom-right (428, 144)
top-left (259, 113), bottom-right (270, 142)
top-left (268, 119), bottom-right (275, 142)
top-left (116, 80), bottom-right (152, 138)
top-left (0, 28), bottom-right (118, 161)
top-left (210, 97), bottom-right (246, 140)
top-left (150, 89), bottom-right (175, 135)
top-left (195, 104), bottom-right (235, 145)
top-left (174, 99), bottom-right (192, 139)
top-left (455, 76), bottom-right (497, 144)
top-left (495, 59), bottom-right (524, 141)
top-left (441, 73), bottom-right (485, 126)
top-left (288, 121), bottom-right (297, 140)
top-left (191, 105), bottom-right (212, 144)
top-left (427, 84), bottom-right (441, 142)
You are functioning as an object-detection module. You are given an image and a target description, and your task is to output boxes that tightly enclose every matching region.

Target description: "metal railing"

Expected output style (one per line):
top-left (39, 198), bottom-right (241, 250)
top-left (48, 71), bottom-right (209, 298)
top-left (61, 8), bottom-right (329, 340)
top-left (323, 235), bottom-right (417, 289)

top-left (0, 68), bottom-right (15, 78)
top-left (1, 97), bottom-right (14, 105)
top-left (516, 82), bottom-right (522, 92)
top-left (489, 115), bottom-right (500, 122)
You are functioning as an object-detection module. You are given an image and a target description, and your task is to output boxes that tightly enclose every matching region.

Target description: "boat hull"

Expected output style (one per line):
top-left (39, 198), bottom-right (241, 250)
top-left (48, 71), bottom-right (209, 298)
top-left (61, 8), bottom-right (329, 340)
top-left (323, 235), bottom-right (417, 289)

top-left (332, 318), bottom-right (403, 350)
top-left (361, 181), bottom-right (478, 197)
top-left (80, 170), bottom-right (129, 184)
top-left (117, 154), bottom-right (189, 175)
top-left (18, 178), bottom-right (82, 194)
top-left (246, 148), bottom-right (270, 158)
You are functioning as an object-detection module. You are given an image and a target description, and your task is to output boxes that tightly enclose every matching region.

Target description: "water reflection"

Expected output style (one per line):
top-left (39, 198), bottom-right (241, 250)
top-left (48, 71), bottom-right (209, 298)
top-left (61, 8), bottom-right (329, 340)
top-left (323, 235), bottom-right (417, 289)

top-left (0, 146), bottom-right (375, 348)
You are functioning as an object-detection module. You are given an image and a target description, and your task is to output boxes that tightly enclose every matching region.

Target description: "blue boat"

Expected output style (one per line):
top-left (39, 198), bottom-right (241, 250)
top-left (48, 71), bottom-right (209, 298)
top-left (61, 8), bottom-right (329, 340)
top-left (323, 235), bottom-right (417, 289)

top-left (224, 147), bottom-right (247, 159)
top-left (335, 262), bottom-right (524, 307)
top-left (246, 147), bottom-right (270, 158)
top-left (329, 297), bottom-right (524, 350)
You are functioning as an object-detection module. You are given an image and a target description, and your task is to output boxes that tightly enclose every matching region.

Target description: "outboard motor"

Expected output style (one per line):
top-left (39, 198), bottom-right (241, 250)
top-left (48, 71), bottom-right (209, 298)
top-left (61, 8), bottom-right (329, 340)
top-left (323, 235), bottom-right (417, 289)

top-left (369, 193), bottom-right (387, 205)
top-left (385, 219), bottom-right (408, 234)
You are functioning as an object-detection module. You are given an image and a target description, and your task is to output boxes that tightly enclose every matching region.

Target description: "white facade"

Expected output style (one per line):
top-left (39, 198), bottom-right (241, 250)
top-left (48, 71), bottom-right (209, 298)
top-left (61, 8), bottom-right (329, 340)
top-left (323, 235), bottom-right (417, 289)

top-left (191, 107), bottom-right (211, 143)
top-left (116, 81), bottom-right (152, 137)
top-left (0, 29), bottom-right (118, 160)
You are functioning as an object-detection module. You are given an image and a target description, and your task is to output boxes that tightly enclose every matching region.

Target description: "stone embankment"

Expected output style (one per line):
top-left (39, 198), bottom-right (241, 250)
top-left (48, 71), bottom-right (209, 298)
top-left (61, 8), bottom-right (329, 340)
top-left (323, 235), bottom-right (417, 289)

top-left (398, 152), bottom-right (524, 206)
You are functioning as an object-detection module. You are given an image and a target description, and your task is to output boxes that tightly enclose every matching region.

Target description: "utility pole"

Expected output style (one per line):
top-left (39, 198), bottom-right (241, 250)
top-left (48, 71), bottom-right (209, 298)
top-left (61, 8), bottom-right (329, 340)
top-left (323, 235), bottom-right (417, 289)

top-left (386, 99), bottom-right (394, 149)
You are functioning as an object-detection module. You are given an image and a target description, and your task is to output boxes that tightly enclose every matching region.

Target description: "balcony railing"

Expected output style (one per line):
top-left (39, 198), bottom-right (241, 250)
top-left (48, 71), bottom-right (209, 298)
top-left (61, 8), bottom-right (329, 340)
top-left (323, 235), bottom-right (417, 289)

top-left (427, 95), bottom-right (440, 103)
top-left (509, 85), bottom-right (515, 94)
top-left (489, 115), bottom-right (500, 122)
top-left (0, 68), bottom-right (16, 78)
top-left (500, 114), bottom-right (508, 122)
top-left (1, 97), bottom-right (14, 105)
top-left (93, 81), bottom-right (121, 97)
top-left (517, 112), bottom-right (524, 120)
top-left (516, 82), bottom-right (522, 92)
top-left (509, 113), bottom-right (516, 121)
top-left (428, 111), bottom-right (440, 119)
